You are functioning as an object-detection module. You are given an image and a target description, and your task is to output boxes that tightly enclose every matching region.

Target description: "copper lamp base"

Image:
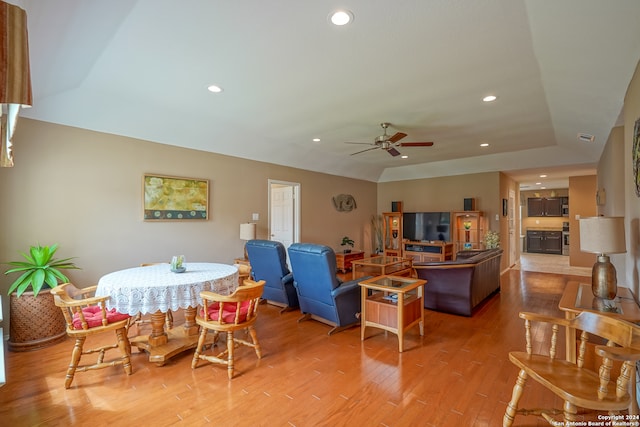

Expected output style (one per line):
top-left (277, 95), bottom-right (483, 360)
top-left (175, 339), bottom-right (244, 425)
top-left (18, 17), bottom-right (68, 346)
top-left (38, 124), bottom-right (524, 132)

top-left (591, 254), bottom-right (617, 300)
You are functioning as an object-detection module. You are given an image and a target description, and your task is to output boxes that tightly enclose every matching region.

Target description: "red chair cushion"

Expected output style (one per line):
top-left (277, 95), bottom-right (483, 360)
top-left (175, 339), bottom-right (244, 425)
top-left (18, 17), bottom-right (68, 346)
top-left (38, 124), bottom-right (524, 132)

top-left (72, 305), bottom-right (130, 330)
top-left (201, 301), bottom-right (251, 324)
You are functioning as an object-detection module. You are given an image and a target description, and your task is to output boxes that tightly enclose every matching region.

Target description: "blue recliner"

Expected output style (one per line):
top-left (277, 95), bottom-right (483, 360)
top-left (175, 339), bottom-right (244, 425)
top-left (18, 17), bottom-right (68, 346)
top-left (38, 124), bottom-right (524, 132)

top-left (288, 243), bottom-right (364, 335)
top-left (246, 239), bottom-right (299, 311)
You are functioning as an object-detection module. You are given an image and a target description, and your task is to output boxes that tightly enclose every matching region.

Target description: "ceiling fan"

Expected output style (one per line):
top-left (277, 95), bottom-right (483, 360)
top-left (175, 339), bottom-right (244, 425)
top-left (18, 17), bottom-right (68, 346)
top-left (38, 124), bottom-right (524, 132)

top-left (346, 123), bottom-right (434, 157)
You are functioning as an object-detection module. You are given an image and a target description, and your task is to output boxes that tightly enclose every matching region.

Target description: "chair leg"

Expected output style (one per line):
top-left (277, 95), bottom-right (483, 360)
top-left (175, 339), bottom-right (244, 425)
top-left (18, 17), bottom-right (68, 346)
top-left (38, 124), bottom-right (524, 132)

top-left (247, 326), bottom-right (262, 359)
top-left (503, 369), bottom-right (528, 427)
top-left (227, 331), bottom-right (235, 379)
top-left (65, 336), bottom-right (86, 389)
top-left (115, 327), bottom-right (133, 376)
top-left (192, 328), bottom-right (208, 369)
top-left (297, 313), bottom-right (311, 323)
top-left (562, 400), bottom-right (578, 423)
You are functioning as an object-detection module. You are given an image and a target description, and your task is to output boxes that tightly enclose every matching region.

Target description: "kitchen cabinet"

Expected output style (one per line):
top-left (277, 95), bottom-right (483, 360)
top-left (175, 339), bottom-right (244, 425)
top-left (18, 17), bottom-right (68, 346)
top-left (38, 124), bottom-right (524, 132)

top-left (526, 230), bottom-right (562, 255)
top-left (527, 198), bottom-right (563, 217)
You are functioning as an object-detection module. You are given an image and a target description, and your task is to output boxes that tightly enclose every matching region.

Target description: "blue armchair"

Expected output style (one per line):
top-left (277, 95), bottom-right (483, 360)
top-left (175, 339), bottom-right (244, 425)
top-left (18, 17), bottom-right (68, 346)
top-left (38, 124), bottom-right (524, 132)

top-left (246, 240), bottom-right (299, 311)
top-left (288, 243), bottom-right (365, 335)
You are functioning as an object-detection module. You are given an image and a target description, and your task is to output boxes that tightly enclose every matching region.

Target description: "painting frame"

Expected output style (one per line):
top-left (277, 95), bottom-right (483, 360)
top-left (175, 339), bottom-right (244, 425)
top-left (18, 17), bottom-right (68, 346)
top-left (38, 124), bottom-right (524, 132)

top-left (143, 173), bottom-right (209, 221)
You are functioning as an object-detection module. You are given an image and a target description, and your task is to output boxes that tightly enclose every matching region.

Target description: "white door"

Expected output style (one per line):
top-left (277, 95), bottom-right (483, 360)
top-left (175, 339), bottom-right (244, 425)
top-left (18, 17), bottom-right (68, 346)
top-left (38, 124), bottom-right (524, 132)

top-left (509, 189), bottom-right (517, 267)
top-left (269, 180), bottom-right (300, 249)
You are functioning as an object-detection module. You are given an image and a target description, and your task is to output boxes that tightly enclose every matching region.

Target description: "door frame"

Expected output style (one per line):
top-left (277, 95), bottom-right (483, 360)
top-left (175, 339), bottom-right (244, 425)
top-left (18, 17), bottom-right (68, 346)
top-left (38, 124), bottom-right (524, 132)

top-left (268, 179), bottom-right (301, 246)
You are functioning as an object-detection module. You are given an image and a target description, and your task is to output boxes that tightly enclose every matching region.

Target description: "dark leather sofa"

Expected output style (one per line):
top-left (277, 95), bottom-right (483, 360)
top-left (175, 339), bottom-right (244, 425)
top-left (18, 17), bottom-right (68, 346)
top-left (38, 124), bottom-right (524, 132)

top-left (413, 248), bottom-right (503, 316)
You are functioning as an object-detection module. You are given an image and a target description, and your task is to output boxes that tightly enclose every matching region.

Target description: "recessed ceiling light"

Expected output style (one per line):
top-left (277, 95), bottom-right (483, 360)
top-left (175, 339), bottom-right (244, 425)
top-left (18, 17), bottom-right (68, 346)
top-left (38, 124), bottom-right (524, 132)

top-left (329, 10), bottom-right (354, 26)
top-left (401, 155), bottom-right (408, 159)
top-left (207, 85), bottom-right (223, 93)
top-left (480, 143), bottom-right (489, 147)
top-left (539, 174), bottom-right (547, 178)
top-left (577, 133), bottom-right (595, 143)
top-left (482, 95), bottom-right (497, 102)
top-left (536, 182), bottom-right (542, 185)
top-left (541, 187), bottom-right (546, 190)
top-left (312, 138), bottom-right (321, 142)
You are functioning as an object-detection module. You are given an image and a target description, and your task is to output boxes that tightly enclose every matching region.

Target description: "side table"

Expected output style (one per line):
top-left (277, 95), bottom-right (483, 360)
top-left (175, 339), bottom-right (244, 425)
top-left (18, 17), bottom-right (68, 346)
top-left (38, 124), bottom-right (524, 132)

top-left (558, 281), bottom-right (640, 415)
top-left (359, 275), bottom-right (425, 352)
top-left (559, 281), bottom-right (640, 363)
top-left (335, 250), bottom-right (365, 273)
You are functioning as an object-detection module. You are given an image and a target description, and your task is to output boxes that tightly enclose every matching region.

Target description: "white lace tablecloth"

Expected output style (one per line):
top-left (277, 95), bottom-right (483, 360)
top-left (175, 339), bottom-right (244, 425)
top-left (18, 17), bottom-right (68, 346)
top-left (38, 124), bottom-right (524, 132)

top-left (96, 263), bottom-right (238, 316)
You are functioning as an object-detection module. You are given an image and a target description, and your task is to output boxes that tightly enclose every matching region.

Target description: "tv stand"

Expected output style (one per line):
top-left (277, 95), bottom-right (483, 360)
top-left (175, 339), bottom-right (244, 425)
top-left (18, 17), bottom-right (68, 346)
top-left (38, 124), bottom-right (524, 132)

top-left (403, 241), bottom-right (454, 262)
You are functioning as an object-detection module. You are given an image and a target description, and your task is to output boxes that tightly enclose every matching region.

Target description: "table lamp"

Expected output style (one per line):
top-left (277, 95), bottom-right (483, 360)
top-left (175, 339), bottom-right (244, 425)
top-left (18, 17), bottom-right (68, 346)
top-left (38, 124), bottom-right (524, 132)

top-left (239, 223), bottom-right (256, 259)
top-left (579, 216), bottom-right (626, 300)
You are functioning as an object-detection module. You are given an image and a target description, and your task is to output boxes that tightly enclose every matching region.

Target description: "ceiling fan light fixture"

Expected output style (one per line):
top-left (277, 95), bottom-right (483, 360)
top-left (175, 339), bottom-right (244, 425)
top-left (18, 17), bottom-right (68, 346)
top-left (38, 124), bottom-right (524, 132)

top-left (329, 10), bottom-right (353, 26)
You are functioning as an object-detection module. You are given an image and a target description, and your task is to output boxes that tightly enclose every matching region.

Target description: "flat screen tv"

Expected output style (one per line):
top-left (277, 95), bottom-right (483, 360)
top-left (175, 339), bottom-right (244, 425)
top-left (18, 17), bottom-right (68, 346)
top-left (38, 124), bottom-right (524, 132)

top-left (403, 212), bottom-right (451, 242)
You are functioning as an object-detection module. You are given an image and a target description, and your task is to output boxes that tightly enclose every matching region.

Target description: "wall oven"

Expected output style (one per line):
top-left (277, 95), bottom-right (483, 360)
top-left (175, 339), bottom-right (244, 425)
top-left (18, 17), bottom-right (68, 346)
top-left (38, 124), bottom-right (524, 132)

top-left (562, 221), bottom-right (569, 255)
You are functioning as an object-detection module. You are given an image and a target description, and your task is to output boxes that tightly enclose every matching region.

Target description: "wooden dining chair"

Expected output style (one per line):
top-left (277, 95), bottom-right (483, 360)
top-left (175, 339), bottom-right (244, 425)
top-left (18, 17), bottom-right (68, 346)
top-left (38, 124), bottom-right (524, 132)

top-left (503, 310), bottom-right (640, 426)
top-left (192, 279), bottom-right (265, 379)
top-left (51, 283), bottom-right (133, 389)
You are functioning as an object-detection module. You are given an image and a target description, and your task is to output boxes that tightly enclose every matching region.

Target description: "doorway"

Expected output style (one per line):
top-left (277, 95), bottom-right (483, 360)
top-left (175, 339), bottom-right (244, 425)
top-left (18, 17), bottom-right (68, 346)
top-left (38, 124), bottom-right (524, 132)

top-left (268, 180), bottom-right (300, 249)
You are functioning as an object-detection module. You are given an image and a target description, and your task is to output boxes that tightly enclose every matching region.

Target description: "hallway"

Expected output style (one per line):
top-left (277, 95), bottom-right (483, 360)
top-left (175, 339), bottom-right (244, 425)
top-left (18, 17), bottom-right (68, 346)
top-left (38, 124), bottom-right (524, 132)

top-left (512, 253), bottom-right (591, 277)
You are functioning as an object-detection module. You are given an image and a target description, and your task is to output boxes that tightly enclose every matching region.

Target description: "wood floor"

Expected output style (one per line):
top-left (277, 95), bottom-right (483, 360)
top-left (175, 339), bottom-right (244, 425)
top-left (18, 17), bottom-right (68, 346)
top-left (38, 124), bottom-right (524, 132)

top-left (0, 261), bottom-right (593, 426)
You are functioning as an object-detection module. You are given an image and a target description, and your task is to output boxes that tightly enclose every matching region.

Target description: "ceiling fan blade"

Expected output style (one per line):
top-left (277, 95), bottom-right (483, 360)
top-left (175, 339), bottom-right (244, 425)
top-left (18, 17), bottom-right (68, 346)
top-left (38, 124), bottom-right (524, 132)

top-left (350, 146), bottom-right (380, 156)
top-left (344, 141), bottom-right (375, 145)
top-left (387, 132), bottom-right (407, 143)
top-left (399, 142), bottom-right (434, 147)
top-left (387, 147), bottom-right (401, 157)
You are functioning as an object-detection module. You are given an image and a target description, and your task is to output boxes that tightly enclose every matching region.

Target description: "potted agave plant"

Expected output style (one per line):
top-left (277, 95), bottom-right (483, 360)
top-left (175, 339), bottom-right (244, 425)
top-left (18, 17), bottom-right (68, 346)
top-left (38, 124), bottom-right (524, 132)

top-left (5, 243), bottom-right (79, 351)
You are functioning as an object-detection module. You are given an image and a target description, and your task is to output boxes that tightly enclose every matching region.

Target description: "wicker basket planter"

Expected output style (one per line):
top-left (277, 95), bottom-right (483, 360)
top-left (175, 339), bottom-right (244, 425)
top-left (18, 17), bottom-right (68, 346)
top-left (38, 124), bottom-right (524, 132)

top-left (8, 288), bottom-right (66, 352)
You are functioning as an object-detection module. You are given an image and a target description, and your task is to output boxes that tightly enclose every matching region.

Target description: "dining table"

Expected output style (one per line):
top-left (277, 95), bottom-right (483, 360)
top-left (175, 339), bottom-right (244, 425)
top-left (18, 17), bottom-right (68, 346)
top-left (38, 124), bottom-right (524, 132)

top-left (96, 262), bottom-right (238, 365)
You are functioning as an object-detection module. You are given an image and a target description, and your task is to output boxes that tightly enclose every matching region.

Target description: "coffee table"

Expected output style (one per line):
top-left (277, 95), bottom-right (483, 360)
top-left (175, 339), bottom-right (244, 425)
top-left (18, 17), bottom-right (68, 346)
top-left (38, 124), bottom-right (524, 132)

top-left (358, 275), bottom-right (425, 352)
top-left (351, 256), bottom-right (413, 280)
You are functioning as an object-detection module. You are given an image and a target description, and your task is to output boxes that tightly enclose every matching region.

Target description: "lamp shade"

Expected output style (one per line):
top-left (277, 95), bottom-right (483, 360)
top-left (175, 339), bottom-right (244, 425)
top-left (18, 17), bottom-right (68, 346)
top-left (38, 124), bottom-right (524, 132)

top-left (239, 223), bottom-right (256, 241)
top-left (579, 216), bottom-right (626, 255)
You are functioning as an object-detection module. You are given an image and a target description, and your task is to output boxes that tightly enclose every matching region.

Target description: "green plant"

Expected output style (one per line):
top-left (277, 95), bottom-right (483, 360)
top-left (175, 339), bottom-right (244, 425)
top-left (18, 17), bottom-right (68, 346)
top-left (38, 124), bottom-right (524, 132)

top-left (5, 243), bottom-right (79, 297)
top-left (341, 236), bottom-right (355, 248)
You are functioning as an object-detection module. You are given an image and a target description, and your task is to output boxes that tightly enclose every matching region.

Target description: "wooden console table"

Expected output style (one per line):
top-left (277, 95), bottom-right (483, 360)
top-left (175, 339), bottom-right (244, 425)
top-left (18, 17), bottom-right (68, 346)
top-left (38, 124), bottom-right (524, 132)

top-left (559, 281), bottom-right (640, 363)
top-left (335, 250), bottom-right (364, 273)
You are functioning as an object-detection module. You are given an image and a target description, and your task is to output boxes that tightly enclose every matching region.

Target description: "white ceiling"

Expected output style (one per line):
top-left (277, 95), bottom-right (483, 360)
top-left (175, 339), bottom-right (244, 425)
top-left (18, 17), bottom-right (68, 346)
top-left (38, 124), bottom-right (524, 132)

top-left (10, 0), bottom-right (640, 187)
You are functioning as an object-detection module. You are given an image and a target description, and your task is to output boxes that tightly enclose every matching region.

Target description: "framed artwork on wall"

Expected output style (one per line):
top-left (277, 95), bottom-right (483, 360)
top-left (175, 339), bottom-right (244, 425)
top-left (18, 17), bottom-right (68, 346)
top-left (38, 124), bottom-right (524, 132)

top-left (143, 174), bottom-right (209, 221)
top-left (634, 117), bottom-right (640, 197)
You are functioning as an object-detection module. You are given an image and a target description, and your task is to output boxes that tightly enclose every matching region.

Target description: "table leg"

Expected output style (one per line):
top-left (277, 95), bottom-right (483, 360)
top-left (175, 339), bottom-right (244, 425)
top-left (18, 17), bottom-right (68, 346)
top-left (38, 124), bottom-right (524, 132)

top-left (182, 306), bottom-right (199, 336)
top-left (397, 292), bottom-right (404, 352)
top-left (565, 312), bottom-right (576, 363)
top-left (148, 310), bottom-right (168, 346)
top-left (418, 286), bottom-right (424, 336)
top-left (360, 286), bottom-right (367, 341)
